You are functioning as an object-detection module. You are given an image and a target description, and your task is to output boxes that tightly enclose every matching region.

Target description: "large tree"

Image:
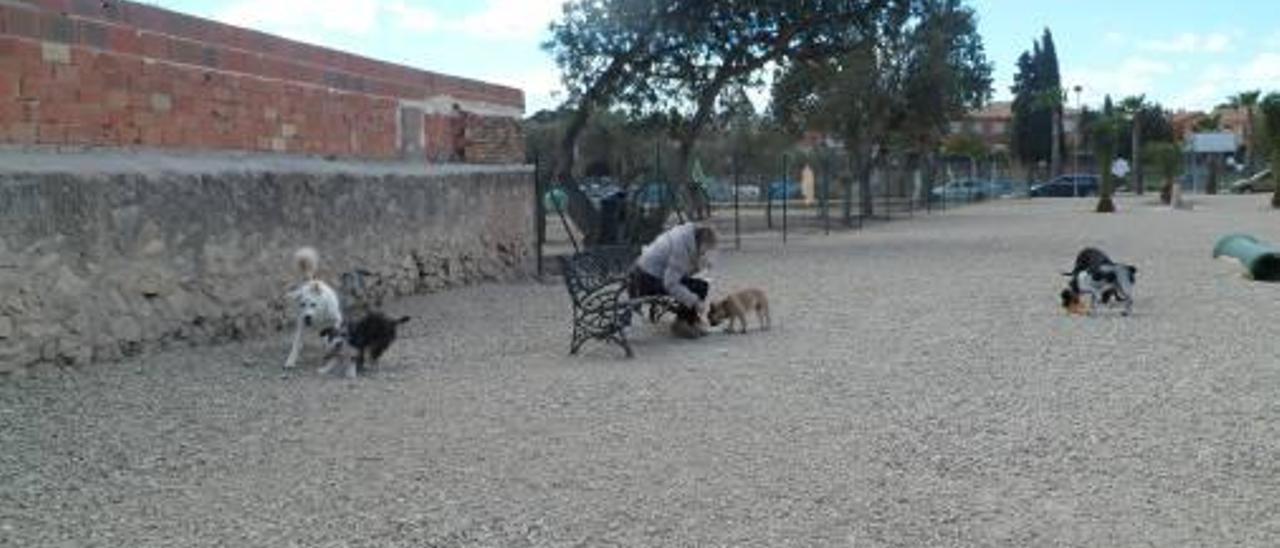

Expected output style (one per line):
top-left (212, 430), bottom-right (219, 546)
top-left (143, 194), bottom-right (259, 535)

top-left (644, 1), bottom-right (900, 219)
top-left (544, 1), bottom-right (905, 238)
top-left (1118, 95), bottom-right (1148, 194)
top-left (771, 0), bottom-right (992, 219)
top-left (1010, 28), bottom-right (1063, 178)
top-left (543, 0), bottom-right (695, 243)
top-left (1226, 90), bottom-right (1262, 169)
top-left (1092, 109), bottom-right (1123, 213)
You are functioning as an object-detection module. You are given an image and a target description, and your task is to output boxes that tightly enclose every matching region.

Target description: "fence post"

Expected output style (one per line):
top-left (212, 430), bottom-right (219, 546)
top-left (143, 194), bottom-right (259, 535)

top-left (822, 149), bottom-right (831, 235)
top-left (534, 154), bottom-right (545, 277)
top-left (782, 153), bottom-right (789, 243)
top-left (733, 148), bottom-right (741, 250)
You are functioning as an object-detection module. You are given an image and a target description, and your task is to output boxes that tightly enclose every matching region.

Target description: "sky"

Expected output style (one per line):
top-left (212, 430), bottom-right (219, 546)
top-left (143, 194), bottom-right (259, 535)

top-left (150, 0), bottom-right (1280, 116)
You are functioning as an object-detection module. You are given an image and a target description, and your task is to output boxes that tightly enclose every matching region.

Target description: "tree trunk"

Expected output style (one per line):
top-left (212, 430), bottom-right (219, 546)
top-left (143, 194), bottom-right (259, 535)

top-left (1132, 119), bottom-right (1143, 194)
top-left (1244, 110), bottom-right (1254, 169)
top-left (1207, 155), bottom-right (1220, 195)
top-left (1271, 152), bottom-right (1280, 208)
top-left (676, 135), bottom-right (709, 220)
top-left (859, 157), bottom-right (875, 219)
top-left (1096, 145), bottom-right (1116, 213)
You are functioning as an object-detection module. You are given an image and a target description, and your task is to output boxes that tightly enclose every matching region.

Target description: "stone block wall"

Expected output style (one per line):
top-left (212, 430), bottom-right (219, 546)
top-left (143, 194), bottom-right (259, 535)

top-left (0, 150), bottom-right (534, 373)
top-left (0, 0), bottom-right (525, 161)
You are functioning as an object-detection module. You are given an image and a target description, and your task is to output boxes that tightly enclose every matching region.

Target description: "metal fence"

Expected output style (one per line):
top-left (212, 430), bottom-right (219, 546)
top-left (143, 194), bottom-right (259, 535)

top-left (532, 149), bottom-right (1028, 276)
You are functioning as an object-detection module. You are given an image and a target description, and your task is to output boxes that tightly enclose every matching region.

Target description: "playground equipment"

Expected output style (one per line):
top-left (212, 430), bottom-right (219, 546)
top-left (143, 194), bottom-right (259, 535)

top-left (1212, 233), bottom-right (1280, 281)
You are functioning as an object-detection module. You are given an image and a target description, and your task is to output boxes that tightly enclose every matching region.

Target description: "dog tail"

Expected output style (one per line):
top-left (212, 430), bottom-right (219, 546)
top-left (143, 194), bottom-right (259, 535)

top-left (396, 316), bottom-right (411, 324)
top-left (295, 247), bottom-right (320, 280)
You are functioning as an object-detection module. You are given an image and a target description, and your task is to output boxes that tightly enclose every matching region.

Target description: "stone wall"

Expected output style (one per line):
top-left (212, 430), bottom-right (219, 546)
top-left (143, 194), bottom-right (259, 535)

top-left (0, 149), bottom-right (534, 373)
top-left (0, 0), bottom-right (524, 161)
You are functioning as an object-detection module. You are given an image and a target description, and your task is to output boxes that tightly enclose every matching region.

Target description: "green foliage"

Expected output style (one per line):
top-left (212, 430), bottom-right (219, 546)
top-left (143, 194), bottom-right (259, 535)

top-left (1091, 111), bottom-right (1123, 212)
top-left (1194, 113), bottom-right (1222, 132)
top-left (1226, 90), bottom-right (1262, 168)
top-left (1260, 92), bottom-right (1280, 208)
top-left (1259, 93), bottom-right (1280, 157)
top-left (942, 133), bottom-right (989, 159)
top-left (770, 0), bottom-right (993, 153)
top-left (1010, 28), bottom-right (1062, 167)
top-left (1144, 142), bottom-right (1181, 182)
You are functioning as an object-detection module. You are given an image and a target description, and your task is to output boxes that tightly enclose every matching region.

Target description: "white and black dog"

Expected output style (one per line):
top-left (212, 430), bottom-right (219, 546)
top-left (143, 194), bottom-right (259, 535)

top-left (284, 247), bottom-right (344, 370)
top-left (1060, 247), bottom-right (1138, 316)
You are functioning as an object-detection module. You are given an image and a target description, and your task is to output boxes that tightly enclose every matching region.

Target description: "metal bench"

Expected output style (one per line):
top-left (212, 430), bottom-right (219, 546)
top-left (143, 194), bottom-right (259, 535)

top-left (559, 247), bottom-right (678, 357)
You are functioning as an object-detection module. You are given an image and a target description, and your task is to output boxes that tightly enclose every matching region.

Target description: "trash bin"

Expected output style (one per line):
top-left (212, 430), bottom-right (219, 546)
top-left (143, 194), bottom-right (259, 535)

top-left (598, 191), bottom-right (628, 245)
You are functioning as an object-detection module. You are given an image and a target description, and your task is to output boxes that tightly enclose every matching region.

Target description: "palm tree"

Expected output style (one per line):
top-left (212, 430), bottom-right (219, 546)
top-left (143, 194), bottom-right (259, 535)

top-left (1092, 112), bottom-right (1123, 213)
top-left (1145, 142), bottom-right (1181, 206)
top-left (1119, 95), bottom-right (1147, 194)
top-left (1035, 87), bottom-right (1065, 177)
top-left (1226, 90), bottom-right (1261, 170)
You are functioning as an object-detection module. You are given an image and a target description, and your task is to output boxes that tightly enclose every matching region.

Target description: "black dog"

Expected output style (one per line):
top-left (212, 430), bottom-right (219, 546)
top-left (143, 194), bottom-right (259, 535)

top-left (321, 312), bottom-right (411, 377)
top-left (1060, 247), bottom-right (1138, 316)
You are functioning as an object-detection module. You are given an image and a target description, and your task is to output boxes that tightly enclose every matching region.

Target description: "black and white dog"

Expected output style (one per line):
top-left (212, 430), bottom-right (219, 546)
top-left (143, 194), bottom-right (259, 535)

top-left (1060, 247), bottom-right (1138, 316)
top-left (320, 312), bottom-right (411, 378)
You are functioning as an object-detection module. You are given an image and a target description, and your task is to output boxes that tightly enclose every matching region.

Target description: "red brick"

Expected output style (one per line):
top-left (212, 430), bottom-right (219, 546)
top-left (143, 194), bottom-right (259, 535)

top-left (139, 31), bottom-right (166, 58)
top-left (106, 27), bottom-right (140, 55)
top-left (4, 6), bottom-right (40, 40)
top-left (4, 121), bottom-right (36, 142)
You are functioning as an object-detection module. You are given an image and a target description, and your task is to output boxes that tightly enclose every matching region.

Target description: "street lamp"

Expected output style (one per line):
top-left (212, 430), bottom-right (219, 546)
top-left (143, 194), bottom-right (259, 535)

top-left (1072, 84), bottom-right (1083, 196)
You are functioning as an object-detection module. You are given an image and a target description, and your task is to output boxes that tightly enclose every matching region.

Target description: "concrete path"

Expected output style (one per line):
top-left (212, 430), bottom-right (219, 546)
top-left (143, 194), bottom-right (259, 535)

top-left (4, 195), bottom-right (1280, 547)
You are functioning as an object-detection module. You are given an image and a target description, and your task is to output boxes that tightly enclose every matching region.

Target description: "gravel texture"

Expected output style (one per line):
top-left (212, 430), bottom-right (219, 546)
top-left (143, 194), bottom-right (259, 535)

top-left (5, 195), bottom-right (1280, 547)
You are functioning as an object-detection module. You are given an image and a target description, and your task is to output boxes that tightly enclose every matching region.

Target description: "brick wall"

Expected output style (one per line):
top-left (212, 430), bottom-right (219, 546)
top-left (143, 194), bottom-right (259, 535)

top-left (0, 0), bottom-right (525, 162)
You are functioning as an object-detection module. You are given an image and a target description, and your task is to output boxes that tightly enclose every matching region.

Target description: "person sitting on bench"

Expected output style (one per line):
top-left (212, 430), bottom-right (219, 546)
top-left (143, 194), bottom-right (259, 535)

top-left (628, 223), bottom-right (718, 336)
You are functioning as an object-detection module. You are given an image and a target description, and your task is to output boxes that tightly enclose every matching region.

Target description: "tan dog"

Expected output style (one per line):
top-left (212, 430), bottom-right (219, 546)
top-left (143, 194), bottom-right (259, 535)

top-left (707, 288), bottom-right (770, 334)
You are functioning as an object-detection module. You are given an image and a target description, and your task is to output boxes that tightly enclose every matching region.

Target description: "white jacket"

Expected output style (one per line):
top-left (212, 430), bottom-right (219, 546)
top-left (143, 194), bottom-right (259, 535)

top-left (636, 223), bottom-right (704, 307)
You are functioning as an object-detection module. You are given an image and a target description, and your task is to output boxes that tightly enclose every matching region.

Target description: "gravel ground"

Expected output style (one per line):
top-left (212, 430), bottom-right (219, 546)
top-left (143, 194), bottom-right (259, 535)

top-left (5, 195), bottom-right (1280, 547)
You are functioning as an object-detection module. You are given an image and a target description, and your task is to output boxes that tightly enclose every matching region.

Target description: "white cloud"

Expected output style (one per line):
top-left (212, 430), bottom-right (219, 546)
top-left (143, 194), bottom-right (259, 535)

top-left (1103, 32), bottom-right (1127, 46)
top-left (479, 66), bottom-right (563, 113)
top-left (386, 0), bottom-right (439, 32)
top-left (218, 0), bottom-right (382, 36)
top-left (1165, 58), bottom-right (1280, 112)
top-left (1138, 32), bottom-right (1233, 53)
top-left (445, 0), bottom-right (565, 40)
top-left (215, 0), bottom-right (566, 40)
top-left (1062, 57), bottom-right (1173, 106)
top-left (1240, 52), bottom-right (1280, 89)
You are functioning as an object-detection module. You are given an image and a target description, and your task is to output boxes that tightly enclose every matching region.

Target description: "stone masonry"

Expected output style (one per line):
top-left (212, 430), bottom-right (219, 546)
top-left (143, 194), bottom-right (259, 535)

top-left (0, 150), bottom-right (534, 373)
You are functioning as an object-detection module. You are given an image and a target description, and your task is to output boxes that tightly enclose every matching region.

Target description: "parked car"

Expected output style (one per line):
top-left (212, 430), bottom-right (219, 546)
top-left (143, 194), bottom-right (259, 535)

top-left (1229, 169), bottom-right (1274, 194)
top-left (731, 185), bottom-right (761, 201)
top-left (1029, 174), bottom-right (1100, 197)
top-left (931, 179), bottom-right (990, 202)
top-left (767, 181), bottom-right (803, 200)
top-left (930, 179), bottom-right (1025, 202)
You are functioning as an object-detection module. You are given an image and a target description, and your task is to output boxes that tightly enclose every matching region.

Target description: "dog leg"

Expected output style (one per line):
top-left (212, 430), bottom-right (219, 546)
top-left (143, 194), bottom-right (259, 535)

top-left (284, 322), bottom-right (304, 368)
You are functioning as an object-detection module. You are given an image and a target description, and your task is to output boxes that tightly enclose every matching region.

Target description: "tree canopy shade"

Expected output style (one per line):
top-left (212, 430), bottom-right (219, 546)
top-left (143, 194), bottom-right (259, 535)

top-left (769, 0), bottom-right (993, 217)
top-left (542, 0), bottom-right (991, 239)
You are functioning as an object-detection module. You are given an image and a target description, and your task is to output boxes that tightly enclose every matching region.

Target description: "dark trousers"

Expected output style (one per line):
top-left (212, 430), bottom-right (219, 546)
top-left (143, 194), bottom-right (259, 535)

top-left (628, 268), bottom-right (709, 324)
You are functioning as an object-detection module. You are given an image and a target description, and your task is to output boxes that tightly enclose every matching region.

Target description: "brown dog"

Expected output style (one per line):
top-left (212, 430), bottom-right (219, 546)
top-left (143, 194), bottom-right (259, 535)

top-left (707, 288), bottom-right (770, 334)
